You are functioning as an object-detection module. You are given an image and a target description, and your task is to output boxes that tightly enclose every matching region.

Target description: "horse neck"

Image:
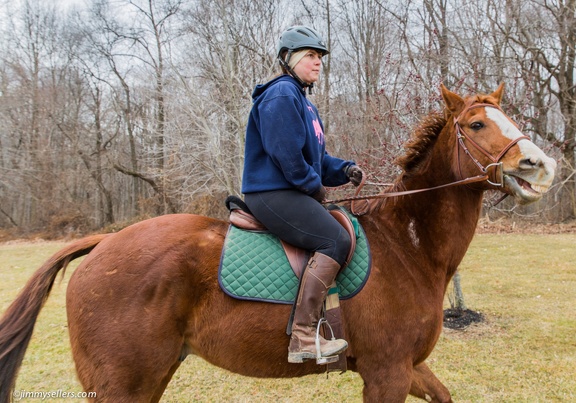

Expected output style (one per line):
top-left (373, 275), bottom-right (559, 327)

top-left (367, 128), bottom-right (484, 283)
top-left (399, 183), bottom-right (482, 267)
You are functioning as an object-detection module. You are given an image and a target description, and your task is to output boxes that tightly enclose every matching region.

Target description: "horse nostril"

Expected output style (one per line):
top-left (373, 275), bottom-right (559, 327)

top-left (519, 157), bottom-right (542, 169)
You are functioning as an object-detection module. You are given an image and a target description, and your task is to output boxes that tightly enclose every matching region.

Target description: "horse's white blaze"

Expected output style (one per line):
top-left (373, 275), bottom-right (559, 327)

top-left (485, 107), bottom-right (557, 187)
top-left (485, 108), bottom-right (538, 156)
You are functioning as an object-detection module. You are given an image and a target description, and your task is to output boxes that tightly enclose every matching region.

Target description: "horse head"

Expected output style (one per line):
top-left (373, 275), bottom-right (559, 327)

top-left (441, 83), bottom-right (556, 205)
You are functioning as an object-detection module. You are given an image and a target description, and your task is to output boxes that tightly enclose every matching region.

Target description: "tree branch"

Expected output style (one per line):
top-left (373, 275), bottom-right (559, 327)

top-left (113, 163), bottom-right (177, 213)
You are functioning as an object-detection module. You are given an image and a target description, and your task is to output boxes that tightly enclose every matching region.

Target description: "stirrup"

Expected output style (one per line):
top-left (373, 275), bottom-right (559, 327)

top-left (315, 318), bottom-right (340, 365)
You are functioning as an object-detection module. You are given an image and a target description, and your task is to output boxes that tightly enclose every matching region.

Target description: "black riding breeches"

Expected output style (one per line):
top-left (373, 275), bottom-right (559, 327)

top-left (244, 189), bottom-right (351, 266)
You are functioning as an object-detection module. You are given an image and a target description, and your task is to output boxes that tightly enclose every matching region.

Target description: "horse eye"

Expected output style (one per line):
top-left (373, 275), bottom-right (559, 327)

top-left (470, 122), bottom-right (484, 131)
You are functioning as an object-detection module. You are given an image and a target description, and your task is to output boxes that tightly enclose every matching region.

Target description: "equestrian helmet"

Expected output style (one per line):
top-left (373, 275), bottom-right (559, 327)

top-left (276, 26), bottom-right (329, 59)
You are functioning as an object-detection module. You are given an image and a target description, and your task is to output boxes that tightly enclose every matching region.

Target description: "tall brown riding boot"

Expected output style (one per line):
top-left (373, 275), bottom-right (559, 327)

top-left (288, 252), bottom-right (348, 363)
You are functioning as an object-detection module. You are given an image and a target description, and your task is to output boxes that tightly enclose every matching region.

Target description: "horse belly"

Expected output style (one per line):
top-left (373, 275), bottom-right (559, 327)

top-left (185, 296), bottom-right (326, 378)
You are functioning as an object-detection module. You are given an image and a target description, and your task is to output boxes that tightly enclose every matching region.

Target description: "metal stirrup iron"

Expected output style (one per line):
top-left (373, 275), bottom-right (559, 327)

top-left (315, 318), bottom-right (340, 365)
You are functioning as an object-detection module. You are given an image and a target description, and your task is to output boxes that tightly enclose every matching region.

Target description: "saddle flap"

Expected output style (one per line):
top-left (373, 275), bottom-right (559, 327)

top-left (281, 241), bottom-right (309, 279)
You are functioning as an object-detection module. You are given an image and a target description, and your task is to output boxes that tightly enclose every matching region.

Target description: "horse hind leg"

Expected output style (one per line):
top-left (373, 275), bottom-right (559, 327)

top-left (409, 362), bottom-right (452, 403)
top-left (72, 346), bottom-right (182, 402)
top-left (69, 317), bottom-right (185, 402)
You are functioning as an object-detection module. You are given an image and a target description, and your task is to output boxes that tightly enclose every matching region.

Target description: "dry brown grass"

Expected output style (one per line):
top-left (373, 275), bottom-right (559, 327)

top-left (1, 232), bottom-right (574, 402)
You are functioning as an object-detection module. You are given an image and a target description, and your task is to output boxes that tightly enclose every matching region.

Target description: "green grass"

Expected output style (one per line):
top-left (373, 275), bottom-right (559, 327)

top-left (0, 234), bottom-right (574, 402)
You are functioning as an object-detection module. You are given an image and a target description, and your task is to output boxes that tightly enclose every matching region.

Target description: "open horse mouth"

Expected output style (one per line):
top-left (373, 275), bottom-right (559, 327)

top-left (504, 174), bottom-right (551, 204)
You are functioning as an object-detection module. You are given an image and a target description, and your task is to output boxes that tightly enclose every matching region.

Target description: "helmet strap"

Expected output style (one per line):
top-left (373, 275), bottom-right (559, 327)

top-left (278, 51), bottom-right (314, 94)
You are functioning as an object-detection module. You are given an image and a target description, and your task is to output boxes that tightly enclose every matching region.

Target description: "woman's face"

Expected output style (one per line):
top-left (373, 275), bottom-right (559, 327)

top-left (292, 49), bottom-right (323, 84)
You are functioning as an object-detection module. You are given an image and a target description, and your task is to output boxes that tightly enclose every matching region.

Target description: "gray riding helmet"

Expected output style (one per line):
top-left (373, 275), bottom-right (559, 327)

top-left (276, 25), bottom-right (329, 65)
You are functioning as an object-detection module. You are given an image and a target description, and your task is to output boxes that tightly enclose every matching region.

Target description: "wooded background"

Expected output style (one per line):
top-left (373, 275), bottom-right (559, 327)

top-left (0, 0), bottom-right (574, 237)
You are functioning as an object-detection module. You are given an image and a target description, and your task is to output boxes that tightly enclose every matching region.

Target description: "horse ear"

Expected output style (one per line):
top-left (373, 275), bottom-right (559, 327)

top-left (440, 83), bottom-right (464, 115)
top-left (490, 82), bottom-right (505, 105)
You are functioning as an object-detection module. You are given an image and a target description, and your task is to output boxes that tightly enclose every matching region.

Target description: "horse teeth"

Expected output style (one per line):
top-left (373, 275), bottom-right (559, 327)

top-left (531, 184), bottom-right (549, 193)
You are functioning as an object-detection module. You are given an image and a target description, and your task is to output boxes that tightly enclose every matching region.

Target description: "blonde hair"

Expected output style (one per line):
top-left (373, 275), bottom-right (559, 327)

top-left (287, 49), bottom-right (310, 69)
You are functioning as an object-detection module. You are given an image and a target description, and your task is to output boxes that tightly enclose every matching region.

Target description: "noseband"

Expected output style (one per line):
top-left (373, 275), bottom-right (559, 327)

top-left (454, 102), bottom-right (530, 187)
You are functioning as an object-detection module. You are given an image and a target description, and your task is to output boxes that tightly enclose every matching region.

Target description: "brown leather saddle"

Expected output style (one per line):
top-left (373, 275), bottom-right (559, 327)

top-left (225, 196), bottom-right (357, 279)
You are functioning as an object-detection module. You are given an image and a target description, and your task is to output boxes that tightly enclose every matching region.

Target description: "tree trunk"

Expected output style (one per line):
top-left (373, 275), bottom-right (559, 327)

top-left (450, 271), bottom-right (467, 311)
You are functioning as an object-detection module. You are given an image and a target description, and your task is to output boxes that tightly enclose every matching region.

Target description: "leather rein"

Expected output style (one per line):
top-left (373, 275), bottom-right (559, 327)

top-left (325, 102), bottom-right (531, 215)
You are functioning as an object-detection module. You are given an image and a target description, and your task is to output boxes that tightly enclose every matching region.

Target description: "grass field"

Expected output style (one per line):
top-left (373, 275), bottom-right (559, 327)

top-left (0, 233), bottom-right (575, 402)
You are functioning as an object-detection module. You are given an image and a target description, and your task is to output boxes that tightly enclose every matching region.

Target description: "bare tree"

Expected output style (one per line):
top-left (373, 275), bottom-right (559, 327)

top-left (0, 0), bottom-right (87, 231)
top-left (78, 0), bottom-right (184, 216)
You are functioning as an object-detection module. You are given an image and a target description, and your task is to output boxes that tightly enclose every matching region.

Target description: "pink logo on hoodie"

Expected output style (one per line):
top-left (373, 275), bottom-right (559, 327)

top-left (307, 106), bottom-right (324, 144)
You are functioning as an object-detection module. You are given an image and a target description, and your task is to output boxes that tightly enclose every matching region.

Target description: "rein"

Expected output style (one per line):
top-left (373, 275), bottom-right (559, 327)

top-left (323, 174), bottom-right (489, 215)
top-left (325, 101), bottom-right (531, 216)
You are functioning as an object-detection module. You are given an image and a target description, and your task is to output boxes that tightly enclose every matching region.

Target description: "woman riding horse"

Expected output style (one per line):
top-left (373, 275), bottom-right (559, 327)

top-left (0, 83), bottom-right (556, 402)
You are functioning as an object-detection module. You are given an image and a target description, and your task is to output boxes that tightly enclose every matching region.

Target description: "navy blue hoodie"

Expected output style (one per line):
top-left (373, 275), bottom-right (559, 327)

top-left (241, 75), bottom-right (354, 196)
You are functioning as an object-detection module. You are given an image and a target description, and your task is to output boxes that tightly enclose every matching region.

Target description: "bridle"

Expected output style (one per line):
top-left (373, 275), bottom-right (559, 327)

top-left (454, 101), bottom-right (529, 188)
top-left (325, 101), bottom-right (531, 215)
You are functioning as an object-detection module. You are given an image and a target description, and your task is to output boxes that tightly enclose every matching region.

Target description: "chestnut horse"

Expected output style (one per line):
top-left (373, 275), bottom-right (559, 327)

top-left (0, 84), bottom-right (556, 402)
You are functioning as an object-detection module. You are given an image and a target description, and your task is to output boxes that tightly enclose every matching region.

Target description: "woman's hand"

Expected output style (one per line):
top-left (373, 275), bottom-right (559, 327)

top-left (345, 165), bottom-right (364, 186)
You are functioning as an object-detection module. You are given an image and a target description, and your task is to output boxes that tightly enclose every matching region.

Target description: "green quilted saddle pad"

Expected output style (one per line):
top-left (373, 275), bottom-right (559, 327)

top-left (218, 208), bottom-right (371, 304)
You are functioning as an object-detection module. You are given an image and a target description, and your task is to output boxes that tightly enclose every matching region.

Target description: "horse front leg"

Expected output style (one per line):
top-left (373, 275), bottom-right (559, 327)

top-left (409, 362), bottom-right (452, 403)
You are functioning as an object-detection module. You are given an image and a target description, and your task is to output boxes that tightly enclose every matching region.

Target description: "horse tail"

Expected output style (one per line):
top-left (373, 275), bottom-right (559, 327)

top-left (0, 234), bottom-right (110, 403)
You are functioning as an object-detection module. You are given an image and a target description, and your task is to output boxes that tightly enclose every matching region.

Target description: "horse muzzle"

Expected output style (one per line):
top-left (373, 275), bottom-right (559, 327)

top-left (501, 155), bottom-right (556, 204)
